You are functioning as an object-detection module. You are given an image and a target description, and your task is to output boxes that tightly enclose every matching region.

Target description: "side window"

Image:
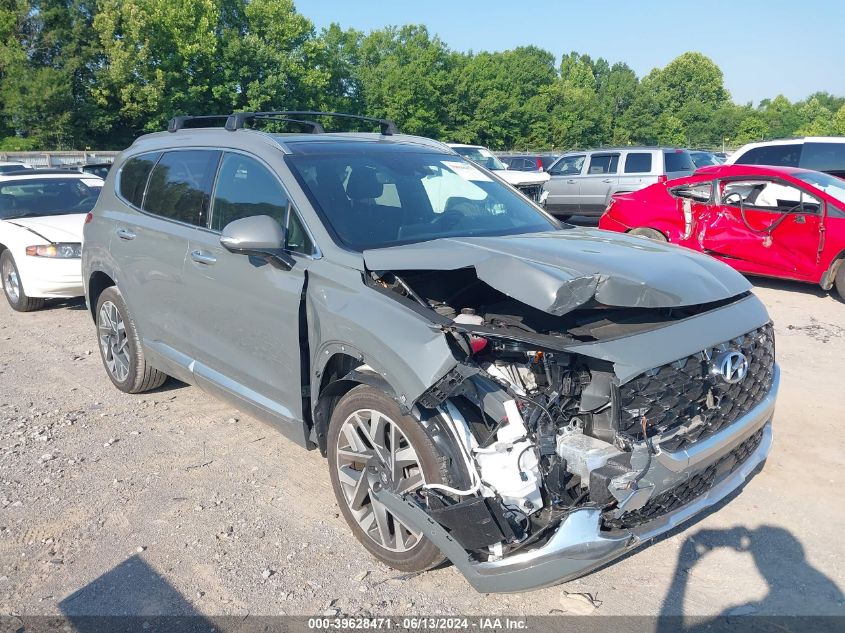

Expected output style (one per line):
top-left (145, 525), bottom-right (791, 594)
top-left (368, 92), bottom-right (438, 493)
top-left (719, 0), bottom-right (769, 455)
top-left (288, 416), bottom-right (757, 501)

top-left (721, 180), bottom-right (820, 213)
top-left (144, 150), bottom-right (220, 226)
top-left (587, 154), bottom-right (619, 175)
top-left (550, 155), bottom-right (585, 176)
top-left (286, 211), bottom-right (314, 255)
top-left (119, 153), bottom-right (160, 208)
top-left (624, 152), bottom-right (652, 174)
top-left (735, 144), bottom-right (802, 167)
top-left (801, 142), bottom-right (845, 176)
top-left (211, 153), bottom-right (289, 231)
top-left (670, 182), bottom-right (712, 202)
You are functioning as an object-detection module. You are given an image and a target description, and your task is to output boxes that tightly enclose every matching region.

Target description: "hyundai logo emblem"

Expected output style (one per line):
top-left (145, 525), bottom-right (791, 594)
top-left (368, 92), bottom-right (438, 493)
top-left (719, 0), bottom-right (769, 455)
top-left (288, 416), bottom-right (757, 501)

top-left (711, 350), bottom-right (749, 384)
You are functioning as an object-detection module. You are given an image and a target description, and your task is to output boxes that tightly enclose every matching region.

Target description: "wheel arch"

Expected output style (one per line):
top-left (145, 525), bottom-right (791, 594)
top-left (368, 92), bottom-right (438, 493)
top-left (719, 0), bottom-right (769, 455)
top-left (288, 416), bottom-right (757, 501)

top-left (87, 270), bottom-right (116, 321)
top-left (820, 250), bottom-right (845, 289)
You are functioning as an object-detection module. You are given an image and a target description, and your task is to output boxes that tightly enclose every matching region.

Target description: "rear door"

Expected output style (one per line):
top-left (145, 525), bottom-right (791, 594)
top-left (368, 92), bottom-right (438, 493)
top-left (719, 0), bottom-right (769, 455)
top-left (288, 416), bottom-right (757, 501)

top-left (544, 154), bottom-right (585, 215)
top-left (110, 149), bottom-right (220, 358)
top-left (618, 151), bottom-right (656, 193)
top-left (181, 151), bottom-right (313, 432)
top-left (699, 178), bottom-right (824, 280)
top-left (580, 152), bottom-right (620, 213)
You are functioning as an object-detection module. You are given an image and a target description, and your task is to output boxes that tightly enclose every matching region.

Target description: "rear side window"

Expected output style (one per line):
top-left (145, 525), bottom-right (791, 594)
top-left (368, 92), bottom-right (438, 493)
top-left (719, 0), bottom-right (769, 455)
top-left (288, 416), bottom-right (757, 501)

top-left (624, 152), bottom-right (652, 173)
top-left (587, 154), bottom-right (619, 175)
top-left (119, 153), bottom-right (160, 208)
top-left (663, 150), bottom-right (695, 173)
top-left (143, 150), bottom-right (220, 226)
top-left (211, 153), bottom-right (289, 231)
top-left (670, 182), bottom-right (712, 202)
top-left (801, 142), bottom-right (845, 176)
top-left (734, 144), bottom-right (801, 168)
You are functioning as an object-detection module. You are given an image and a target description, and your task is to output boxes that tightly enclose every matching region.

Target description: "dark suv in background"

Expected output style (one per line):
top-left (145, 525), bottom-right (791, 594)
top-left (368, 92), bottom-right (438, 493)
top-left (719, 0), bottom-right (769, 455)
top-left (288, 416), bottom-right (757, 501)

top-left (81, 112), bottom-right (777, 593)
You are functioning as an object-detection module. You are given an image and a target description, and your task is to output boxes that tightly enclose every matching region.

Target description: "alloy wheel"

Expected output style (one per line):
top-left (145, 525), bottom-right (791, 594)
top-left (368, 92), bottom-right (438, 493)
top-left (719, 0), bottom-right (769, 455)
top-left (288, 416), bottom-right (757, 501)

top-left (98, 300), bottom-right (131, 382)
top-left (335, 409), bottom-right (426, 553)
top-left (2, 258), bottom-right (20, 303)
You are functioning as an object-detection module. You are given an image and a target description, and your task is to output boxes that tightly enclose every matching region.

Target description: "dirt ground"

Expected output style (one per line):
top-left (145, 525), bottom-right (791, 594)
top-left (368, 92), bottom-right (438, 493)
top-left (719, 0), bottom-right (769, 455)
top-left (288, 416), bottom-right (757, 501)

top-left (1, 273), bottom-right (844, 619)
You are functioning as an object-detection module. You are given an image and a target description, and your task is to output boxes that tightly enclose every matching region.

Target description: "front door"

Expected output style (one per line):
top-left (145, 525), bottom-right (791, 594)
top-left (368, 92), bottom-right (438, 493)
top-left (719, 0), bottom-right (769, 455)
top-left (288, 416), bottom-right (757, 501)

top-left (580, 153), bottom-right (620, 214)
top-left (544, 154), bottom-right (585, 216)
top-left (180, 152), bottom-right (313, 433)
top-left (699, 178), bottom-right (823, 280)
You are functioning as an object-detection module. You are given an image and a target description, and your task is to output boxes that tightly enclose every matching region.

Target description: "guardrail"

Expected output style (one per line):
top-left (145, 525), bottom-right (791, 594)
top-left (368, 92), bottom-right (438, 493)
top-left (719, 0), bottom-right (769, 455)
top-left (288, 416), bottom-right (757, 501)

top-left (0, 151), bottom-right (119, 168)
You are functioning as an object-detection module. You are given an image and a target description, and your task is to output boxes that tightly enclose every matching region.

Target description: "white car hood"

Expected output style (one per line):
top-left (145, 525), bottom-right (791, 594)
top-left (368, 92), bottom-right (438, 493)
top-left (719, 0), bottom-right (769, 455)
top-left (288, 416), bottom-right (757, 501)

top-left (493, 170), bottom-right (550, 186)
top-left (5, 213), bottom-right (86, 243)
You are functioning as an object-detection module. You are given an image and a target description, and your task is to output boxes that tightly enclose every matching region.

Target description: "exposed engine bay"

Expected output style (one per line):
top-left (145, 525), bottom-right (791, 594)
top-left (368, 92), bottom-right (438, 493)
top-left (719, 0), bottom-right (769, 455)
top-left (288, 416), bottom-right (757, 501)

top-left (366, 266), bottom-right (775, 563)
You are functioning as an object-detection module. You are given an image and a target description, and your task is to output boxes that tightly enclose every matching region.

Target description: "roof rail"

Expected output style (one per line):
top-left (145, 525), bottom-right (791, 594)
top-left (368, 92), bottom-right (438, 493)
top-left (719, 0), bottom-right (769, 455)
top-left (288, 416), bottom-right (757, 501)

top-left (167, 115), bottom-right (230, 133)
top-left (225, 111), bottom-right (399, 135)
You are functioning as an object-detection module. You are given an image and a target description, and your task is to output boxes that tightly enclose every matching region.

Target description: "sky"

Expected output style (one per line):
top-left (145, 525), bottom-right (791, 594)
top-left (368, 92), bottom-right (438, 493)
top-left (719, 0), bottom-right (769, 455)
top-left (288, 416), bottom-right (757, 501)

top-left (300, 0), bottom-right (845, 105)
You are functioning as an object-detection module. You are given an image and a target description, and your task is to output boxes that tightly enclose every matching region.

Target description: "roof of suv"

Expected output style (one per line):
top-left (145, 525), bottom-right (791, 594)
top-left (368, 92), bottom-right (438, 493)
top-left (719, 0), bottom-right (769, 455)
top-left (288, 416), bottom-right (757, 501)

top-left (127, 128), bottom-right (454, 157)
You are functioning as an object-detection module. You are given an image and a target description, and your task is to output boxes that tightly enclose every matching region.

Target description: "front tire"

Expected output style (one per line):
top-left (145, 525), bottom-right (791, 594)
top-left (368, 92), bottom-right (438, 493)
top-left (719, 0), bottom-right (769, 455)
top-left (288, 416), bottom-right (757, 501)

top-left (327, 385), bottom-right (451, 572)
top-left (1, 250), bottom-right (45, 312)
top-left (834, 259), bottom-right (845, 301)
top-left (96, 286), bottom-right (167, 393)
top-left (629, 227), bottom-right (668, 242)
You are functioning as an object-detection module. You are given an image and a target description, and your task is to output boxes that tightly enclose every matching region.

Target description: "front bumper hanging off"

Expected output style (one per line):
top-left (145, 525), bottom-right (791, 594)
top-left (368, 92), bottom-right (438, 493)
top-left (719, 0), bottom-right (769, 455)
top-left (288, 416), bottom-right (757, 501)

top-left (372, 365), bottom-right (779, 593)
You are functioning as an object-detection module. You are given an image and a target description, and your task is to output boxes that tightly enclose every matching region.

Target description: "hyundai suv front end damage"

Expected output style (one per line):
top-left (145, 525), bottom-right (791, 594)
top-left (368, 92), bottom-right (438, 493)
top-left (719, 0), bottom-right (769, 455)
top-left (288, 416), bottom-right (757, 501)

top-left (83, 112), bottom-right (778, 593)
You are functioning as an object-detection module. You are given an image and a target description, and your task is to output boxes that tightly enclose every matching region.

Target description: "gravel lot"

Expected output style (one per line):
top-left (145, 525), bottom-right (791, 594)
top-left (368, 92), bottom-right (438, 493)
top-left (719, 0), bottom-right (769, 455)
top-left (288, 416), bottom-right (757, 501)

top-left (1, 273), bottom-right (844, 618)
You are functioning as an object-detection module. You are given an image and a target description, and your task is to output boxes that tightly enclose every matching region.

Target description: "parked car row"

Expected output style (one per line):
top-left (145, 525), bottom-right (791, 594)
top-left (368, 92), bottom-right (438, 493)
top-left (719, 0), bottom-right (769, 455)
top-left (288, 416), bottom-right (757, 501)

top-left (1, 111), bottom-right (782, 593)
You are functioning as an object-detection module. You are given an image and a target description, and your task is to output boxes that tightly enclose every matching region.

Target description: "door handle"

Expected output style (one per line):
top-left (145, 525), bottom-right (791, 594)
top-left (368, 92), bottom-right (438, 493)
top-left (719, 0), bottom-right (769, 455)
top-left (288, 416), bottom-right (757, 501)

top-left (794, 215), bottom-right (806, 224)
top-left (190, 250), bottom-right (217, 265)
top-left (601, 178), bottom-right (613, 183)
top-left (567, 179), bottom-right (576, 184)
top-left (115, 228), bottom-right (136, 241)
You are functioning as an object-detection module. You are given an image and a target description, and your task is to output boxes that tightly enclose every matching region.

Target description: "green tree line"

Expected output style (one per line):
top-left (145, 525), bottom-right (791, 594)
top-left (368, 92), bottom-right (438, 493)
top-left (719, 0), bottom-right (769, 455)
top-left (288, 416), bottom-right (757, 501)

top-left (1, 0), bottom-right (844, 151)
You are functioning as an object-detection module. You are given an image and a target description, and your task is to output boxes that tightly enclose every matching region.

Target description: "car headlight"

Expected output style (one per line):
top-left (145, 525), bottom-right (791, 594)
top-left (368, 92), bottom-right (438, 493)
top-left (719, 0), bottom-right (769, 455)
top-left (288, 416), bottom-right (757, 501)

top-left (25, 243), bottom-right (82, 258)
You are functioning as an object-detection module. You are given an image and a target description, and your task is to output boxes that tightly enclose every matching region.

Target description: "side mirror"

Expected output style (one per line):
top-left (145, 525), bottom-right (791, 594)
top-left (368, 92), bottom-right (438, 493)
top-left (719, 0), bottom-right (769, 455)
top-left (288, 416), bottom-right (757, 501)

top-left (220, 215), bottom-right (294, 270)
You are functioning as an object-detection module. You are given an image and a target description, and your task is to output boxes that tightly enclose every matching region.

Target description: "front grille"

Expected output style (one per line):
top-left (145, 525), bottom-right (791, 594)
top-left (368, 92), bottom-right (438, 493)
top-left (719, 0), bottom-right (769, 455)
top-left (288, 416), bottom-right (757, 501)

top-left (516, 184), bottom-right (543, 202)
top-left (603, 427), bottom-right (764, 530)
top-left (617, 323), bottom-right (775, 452)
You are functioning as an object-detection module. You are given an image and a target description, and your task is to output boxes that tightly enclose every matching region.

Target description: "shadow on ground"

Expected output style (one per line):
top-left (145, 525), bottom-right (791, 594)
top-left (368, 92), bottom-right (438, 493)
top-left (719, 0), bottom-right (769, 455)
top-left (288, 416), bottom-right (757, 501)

top-left (58, 555), bottom-right (211, 632)
top-left (657, 525), bottom-right (845, 631)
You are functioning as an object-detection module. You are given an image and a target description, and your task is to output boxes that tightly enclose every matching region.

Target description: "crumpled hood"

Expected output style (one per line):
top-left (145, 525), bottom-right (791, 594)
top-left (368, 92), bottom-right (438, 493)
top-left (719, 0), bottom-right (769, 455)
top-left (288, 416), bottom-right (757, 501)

top-left (363, 228), bottom-right (751, 315)
top-left (5, 214), bottom-right (85, 243)
top-left (493, 170), bottom-right (550, 186)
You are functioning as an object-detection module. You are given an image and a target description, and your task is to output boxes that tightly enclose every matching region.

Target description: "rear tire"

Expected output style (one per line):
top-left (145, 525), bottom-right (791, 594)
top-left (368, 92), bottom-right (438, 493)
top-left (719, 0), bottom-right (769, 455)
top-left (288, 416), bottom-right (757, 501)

top-left (834, 259), bottom-right (845, 302)
top-left (629, 227), bottom-right (668, 242)
top-left (1, 250), bottom-right (44, 312)
top-left (96, 286), bottom-right (167, 393)
top-left (327, 385), bottom-right (451, 572)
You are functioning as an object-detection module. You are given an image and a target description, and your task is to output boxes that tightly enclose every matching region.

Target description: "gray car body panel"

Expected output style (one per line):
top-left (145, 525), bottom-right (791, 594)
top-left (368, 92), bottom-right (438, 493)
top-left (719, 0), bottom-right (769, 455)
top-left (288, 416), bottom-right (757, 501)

top-left (363, 228), bottom-right (751, 316)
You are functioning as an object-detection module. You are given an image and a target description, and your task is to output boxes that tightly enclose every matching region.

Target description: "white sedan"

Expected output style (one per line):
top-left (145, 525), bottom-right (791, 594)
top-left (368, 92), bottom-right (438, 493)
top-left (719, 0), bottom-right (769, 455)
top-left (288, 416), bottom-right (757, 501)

top-left (0, 171), bottom-right (103, 311)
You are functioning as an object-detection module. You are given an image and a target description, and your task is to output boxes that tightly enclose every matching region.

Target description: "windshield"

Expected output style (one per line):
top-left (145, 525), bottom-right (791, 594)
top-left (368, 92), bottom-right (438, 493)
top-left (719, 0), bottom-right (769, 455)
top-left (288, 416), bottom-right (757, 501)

top-left (691, 152), bottom-right (721, 168)
top-left (287, 151), bottom-right (559, 251)
top-left (451, 146), bottom-right (507, 171)
top-left (794, 170), bottom-right (845, 205)
top-left (0, 177), bottom-right (102, 219)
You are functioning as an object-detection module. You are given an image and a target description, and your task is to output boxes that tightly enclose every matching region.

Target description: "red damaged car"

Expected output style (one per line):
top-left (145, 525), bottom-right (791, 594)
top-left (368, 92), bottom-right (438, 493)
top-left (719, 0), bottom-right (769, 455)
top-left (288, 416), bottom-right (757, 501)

top-left (599, 164), bottom-right (845, 299)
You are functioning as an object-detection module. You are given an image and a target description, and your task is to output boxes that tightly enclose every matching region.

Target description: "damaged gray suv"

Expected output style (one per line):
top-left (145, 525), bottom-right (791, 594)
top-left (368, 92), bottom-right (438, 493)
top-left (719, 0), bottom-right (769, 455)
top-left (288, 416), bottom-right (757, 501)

top-left (82, 112), bottom-right (779, 592)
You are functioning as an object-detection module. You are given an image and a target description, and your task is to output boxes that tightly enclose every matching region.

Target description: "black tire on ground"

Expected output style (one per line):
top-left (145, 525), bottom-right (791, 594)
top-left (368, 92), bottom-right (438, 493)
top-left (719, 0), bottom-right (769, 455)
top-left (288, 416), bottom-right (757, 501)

top-left (1, 250), bottom-right (45, 312)
top-left (95, 285), bottom-right (167, 393)
top-left (327, 385), bottom-right (452, 572)
top-left (629, 227), bottom-right (668, 242)
top-left (834, 259), bottom-right (845, 302)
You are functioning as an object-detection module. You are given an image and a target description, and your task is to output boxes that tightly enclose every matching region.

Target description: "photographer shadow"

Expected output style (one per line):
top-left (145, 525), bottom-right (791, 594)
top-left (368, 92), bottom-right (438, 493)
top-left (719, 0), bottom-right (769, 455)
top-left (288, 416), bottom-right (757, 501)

top-left (657, 525), bottom-right (845, 632)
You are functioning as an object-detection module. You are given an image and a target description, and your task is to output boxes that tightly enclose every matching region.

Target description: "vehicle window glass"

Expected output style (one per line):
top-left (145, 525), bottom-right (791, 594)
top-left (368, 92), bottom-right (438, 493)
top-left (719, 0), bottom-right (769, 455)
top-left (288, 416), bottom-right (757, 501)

top-left (801, 142), bottom-right (845, 176)
top-left (587, 154), bottom-right (619, 175)
top-left (286, 210), bottom-right (314, 255)
top-left (624, 153), bottom-right (652, 173)
top-left (734, 144), bottom-right (802, 167)
top-left (119, 153), bottom-right (160, 208)
top-left (721, 179), bottom-right (820, 213)
top-left (0, 177), bottom-right (102, 219)
top-left (451, 146), bottom-right (507, 171)
top-left (793, 170), bottom-right (845, 206)
top-left (690, 152), bottom-right (721, 168)
top-left (550, 155), bottom-right (585, 176)
top-left (670, 182), bottom-right (712, 202)
top-left (211, 153), bottom-right (289, 231)
top-left (663, 150), bottom-right (695, 172)
top-left (287, 151), bottom-right (558, 251)
top-left (144, 150), bottom-right (220, 226)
